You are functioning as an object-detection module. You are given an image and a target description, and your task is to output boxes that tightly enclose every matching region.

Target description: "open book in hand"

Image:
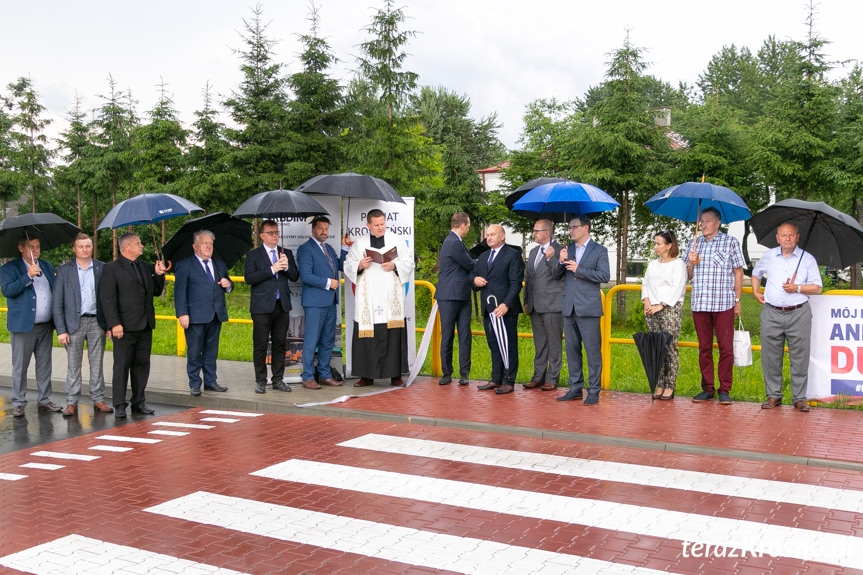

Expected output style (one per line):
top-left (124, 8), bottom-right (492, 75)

top-left (365, 246), bottom-right (398, 265)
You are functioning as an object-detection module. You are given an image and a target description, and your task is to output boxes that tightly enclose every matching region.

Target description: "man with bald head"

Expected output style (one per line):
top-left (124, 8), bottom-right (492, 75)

top-left (751, 222), bottom-right (822, 412)
top-left (471, 225), bottom-right (524, 395)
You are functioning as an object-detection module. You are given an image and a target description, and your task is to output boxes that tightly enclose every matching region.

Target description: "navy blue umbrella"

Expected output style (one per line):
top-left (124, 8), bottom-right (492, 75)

top-left (97, 193), bottom-right (203, 230)
top-left (645, 182), bottom-right (751, 224)
top-left (511, 180), bottom-right (619, 223)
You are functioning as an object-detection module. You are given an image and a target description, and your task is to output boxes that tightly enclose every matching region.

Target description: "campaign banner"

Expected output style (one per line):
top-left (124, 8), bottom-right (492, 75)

top-left (275, 195), bottom-right (343, 383)
top-left (808, 294), bottom-right (863, 399)
top-left (343, 198), bottom-right (416, 377)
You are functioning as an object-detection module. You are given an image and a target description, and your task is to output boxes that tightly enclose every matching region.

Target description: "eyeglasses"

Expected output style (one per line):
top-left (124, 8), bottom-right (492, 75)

top-left (261, 231), bottom-right (280, 236)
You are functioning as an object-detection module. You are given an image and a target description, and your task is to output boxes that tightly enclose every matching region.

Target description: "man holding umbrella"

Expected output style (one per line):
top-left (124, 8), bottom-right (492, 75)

top-left (683, 207), bottom-right (745, 405)
top-left (751, 222), bottom-right (822, 412)
top-left (1, 235), bottom-right (59, 417)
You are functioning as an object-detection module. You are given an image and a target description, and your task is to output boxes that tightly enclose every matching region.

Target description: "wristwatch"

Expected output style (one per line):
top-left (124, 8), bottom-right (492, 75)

top-left (797, 285), bottom-right (801, 293)
top-left (734, 297), bottom-right (740, 303)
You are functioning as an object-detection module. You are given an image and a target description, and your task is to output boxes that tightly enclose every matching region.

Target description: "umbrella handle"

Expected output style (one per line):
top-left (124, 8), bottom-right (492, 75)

top-left (692, 204), bottom-right (702, 265)
top-left (486, 295), bottom-right (499, 308)
top-left (150, 225), bottom-right (172, 271)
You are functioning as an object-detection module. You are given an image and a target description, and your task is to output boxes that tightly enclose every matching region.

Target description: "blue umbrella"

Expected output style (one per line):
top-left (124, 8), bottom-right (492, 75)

top-left (645, 182), bottom-right (751, 223)
top-left (511, 180), bottom-right (620, 223)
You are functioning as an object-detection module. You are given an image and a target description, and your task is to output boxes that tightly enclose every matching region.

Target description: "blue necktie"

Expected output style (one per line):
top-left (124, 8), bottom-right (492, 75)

top-left (271, 249), bottom-right (280, 299)
top-left (203, 260), bottom-right (214, 283)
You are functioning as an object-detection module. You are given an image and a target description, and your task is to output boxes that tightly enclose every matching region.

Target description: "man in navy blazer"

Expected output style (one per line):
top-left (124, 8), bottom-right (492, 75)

top-left (174, 230), bottom-right (234, 396)
top-left (244, 219), bottom-right (299, 394)
top-left (53, 233), bottom-right (112, 416)
top-left (297, 216), bottom-right (347, 390)
top-left (553, 215), bottom-right (610, 405)
top-left (435, 212), bottom-right (475, 386)
top-left (470, 224), bottom-right (524, 395)
top-left (0, 235), bottom-right (58, 417)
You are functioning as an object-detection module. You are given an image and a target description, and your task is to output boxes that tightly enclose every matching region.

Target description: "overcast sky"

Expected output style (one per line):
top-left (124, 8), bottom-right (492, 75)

top-left (2, 0), bottom-right (860, 155)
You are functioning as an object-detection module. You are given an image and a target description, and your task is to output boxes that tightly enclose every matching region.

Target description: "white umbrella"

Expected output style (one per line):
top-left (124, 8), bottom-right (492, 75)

top-left (486, 295), bottom-right (509, 371)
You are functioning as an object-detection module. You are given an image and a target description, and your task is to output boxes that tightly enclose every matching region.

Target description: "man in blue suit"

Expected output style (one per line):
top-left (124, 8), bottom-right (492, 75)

top-left (435, 212), bottom-right (475, 386)
top-left (244, 220), bottom-right (299, 394)
top-left (553, 215), bottom-right (610, 405)
top-left (297, 216), bottom-right (347, 390)
top-left (174, 230), bottom-right (233, 396)
top-left (0, 235), bottom-right (59, 417)
top-left (471, 225), bottom-right (524, 395)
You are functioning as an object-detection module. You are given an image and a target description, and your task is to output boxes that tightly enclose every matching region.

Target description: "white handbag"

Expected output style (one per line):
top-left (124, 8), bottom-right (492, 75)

top-left (733, 317), bottom-right (753, 367)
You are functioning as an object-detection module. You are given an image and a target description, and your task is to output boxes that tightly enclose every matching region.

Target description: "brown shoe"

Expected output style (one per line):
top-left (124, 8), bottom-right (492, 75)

top-left (495, 384), bottom-right (514, 395)
top-left (62, 405), bottom-right (77, 417)
top-left (761, 397), bottom-right (782, 409)
top-left (319, 378), bottom-right (343, 387)
top-left (37, 402), bottom-right (62, 413)
top-left (302, 379), bottom-right (322, 390)
top-left (523, 381), bottom-right (543, 389)
top-left (477, 383), bottom-right (501, 391)
top-left (391, 377), bottom-right (405, 387)
top-left (354, 378), bottom-right (374, 387)
top-left (794, 400), bottom-right (811, 412)
top-left (93, 401), bottom-right (114, 413)
top-left (540, 383), bottom-right (557, 391)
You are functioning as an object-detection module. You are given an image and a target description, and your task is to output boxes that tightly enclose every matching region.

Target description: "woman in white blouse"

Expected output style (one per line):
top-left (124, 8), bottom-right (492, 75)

top-left (641, 230), bottom-right (688, 399)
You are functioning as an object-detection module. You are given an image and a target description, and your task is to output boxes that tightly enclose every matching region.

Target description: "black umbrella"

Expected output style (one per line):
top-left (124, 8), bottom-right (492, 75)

top-left (750, 199), bottom-right (863, 271)
top-left (633, 331), bottom-right (673, 402)
top-left (296, 172), bottom-right (406, 204)
top-left (161, 212), bottom-right (253, 269)
top-left (232, 188), bottom-right (329, 219)
top-left (504, 176), bottom-right (566, 211)
top-left (0, 213), bottom-right (82, 258)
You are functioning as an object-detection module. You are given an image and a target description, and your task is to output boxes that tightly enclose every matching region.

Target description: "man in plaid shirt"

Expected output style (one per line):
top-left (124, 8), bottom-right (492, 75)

top-left (682, 207), bottom-right (744, 405)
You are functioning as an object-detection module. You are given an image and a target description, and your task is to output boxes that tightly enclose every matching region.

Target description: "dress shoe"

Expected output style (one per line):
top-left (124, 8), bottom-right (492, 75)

top-left (354, 378), bottom-right (374, 387)
top-left (438, 375), bottom-right (452, 386)
top-left (660, 389), bottom-right (675, 400)
top-left (584, 393), bottom-right (599, 405)
top-left (255, 382), bottom-right (266, 394)
top-left (274, 381), bottom-right (293, 392)
top-left (114, 408), bottom-right (127, 419)
top-left (93, 402), bottom-right (114, 413)
top-left (692, 391), bottom-right (715, 403)
top-left (477, 383), bottom-right (501, 391)
top-left (319, 378), bottom-right (342, 387)
top-left (556, 387), bottom-right (583, 401)
top-left (459, 376), bottom-right (470, 386)
top-left (495, 384), bottom-right (514, 395)
top-left (540, 383), bottom-right (557, 391)
top-left (391, 377), bottom-right (405, 387)
top-left (131, 403), bottom-right (155, 415)
top-left (62, 404), bottom-right (77, 417)
top-left (761, 397), bottom-right (781, 409)
top-left (523, 381), bottom-right (543, 389)
top-left (38, 402), bottom-right (62, 413)
top-left (302, 379), bottom-right (321, 390)
top-left (794, 400), bottom-right (811, 412)
top-left (12, 405), bottom-right (26, 417)
top-left (718, 392), bottom-right (733, 405)
top-left (204, 383), bottom-right (228, 392)
top-left (190, 387), bottom-right (202, 396)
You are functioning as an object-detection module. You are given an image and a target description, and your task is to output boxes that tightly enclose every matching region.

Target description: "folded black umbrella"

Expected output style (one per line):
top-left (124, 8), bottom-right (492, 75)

top-left (0, 213), bottom-right (81, 258)
top-left (161, 212), bottom-right (253, 269)
top-left (633, 331), bottom-right (673, 401)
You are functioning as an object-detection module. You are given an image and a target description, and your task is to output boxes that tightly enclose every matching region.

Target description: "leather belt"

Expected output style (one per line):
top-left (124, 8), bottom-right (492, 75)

top-left (81, 313), bottom-right (96, 317)
top-left (768, 302), bottom-right (805, 312)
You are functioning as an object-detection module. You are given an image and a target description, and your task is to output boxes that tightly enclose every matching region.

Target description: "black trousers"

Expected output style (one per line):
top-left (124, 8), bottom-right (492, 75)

top-left (437, 299), bottom-right (472, 378)
top-left (252, 302), bottom-right (290, 385)
top-left (112, 328), bottom-right (153, 409)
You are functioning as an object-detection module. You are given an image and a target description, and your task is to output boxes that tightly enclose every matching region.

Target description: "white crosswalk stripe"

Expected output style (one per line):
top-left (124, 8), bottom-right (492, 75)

top-left (0, 472), bottom-right (27, 481)
top-left (200, 409), bottom-right (263, 418)
top-left (96, 435), bottom-right (161, 444)
top-left (89, 445), bottom-right (133, 453)
top-left (0, 534), bottom-right (248, 574)
top-left (146, 491), bottom-right (668, 575)
top-left (30, 451), bottom-right (100, 461)
top-left (153, 422), bottom-right (214, 430)
top-left (20, 463), bottom-right (64, 470)
top-left (339, 433), bottom-right (863, 513)
top-left (200, 417), bottom-right (241, 423)
top-left (252, 458), bottom-right (863, 570)
top-left (149, 430), bottom-right (190, 436)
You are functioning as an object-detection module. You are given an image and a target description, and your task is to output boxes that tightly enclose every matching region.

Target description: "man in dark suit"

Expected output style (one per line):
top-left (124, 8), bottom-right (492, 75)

top-left (174, 230), bottom-right (233, 396)
top-left (553, 215), bottom-right (610, 405)
top-left (470, 224), bottom-right (524, 395)
top-left (523, 219), bottom-right (564, 392)
top-left (435, 212), bottom-right (475, 386)
top-left (0, 235), bottom-right (58, 417)
top-left (297, 216), bottom-right (346, 390)
top-left (53, 233), bottom-right (112, 416)
top-left (100, 232), bottom-right (166, 418)
top-left (244, 219), bottom-right (299, 394)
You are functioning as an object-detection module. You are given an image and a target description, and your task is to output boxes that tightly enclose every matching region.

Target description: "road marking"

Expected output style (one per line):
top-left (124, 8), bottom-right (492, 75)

top-left (89, 445), bottom-right (133, 453)
top-left (339, 433), bottom-right (863, 513)
top-left (252, 459), bottom-right (863, 570)
top-left (146, 491), bottom-right (668, 575)
top-left (200, 409), bottom-right (262, 417)
top-left (0, 473), bottom-right (27, 481)
top-left (30, 451), bottom-right (100, 461)
top-left (148, 430), bottom-right (190, 437)
top-left (0, 534), bottom-right (248, 574)
top-left (201, 417), bottom-right (240, 423)
top-left (19, 463), bottom-right (64, 470)
top-left (153, 422), bottom-right (214, 430)
top-left (96, 435), bottom-right (161, 444)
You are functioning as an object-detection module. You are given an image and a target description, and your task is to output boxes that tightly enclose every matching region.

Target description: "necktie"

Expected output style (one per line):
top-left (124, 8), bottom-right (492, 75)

top-left (271, 249), bottom-right (280, 299)
top-left (322, 243), bottom-right (335, 274)
top-left (131, 260), bottom-right (146, 285)
top-left (488, 249), bottom-right (496, 267)
top-left (203, 259), bottom-right (214, 283)
top-left (535, 245), bottom-right (545, 269)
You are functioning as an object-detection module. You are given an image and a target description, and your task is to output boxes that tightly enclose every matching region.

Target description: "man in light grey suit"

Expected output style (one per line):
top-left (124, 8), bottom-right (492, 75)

top-left (553, 215), bottom-right (610, 405)
top-left (53, 233), bottom-right (112, 416)
top-left (523, 219), bottom-right (564, 391)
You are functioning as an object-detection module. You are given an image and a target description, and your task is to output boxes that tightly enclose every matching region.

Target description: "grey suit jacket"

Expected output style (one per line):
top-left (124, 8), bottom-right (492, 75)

top-left (524, 241), bottom-right (564, 315)
top-left (553, 239), bottom-right (610, 318)
top-left (53, 259), bottom-right (106, 335)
